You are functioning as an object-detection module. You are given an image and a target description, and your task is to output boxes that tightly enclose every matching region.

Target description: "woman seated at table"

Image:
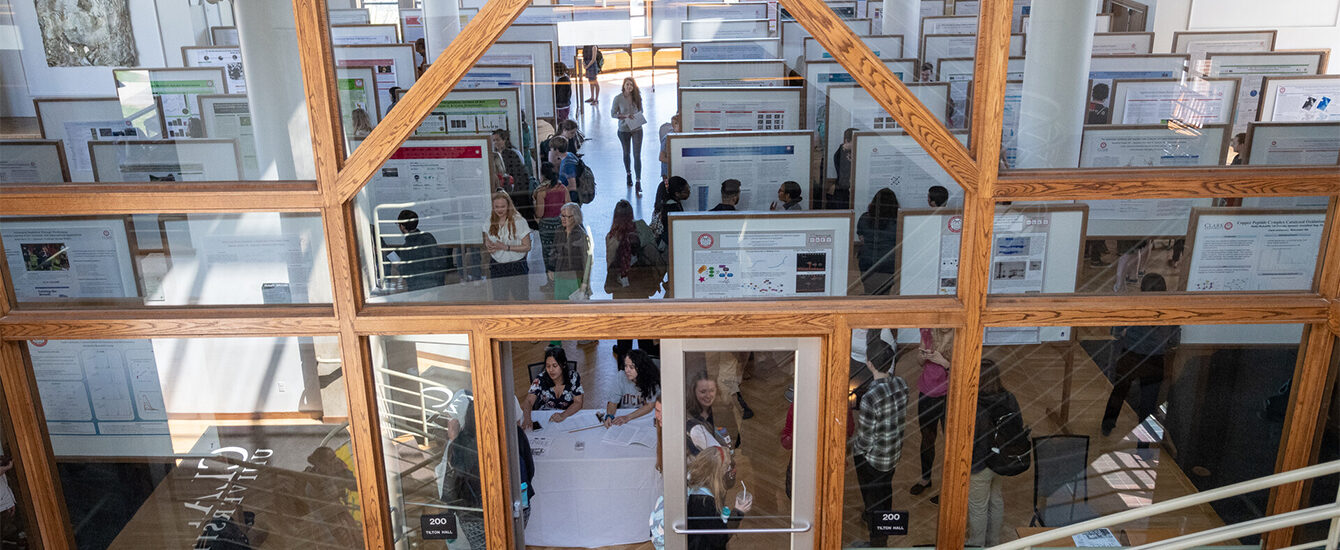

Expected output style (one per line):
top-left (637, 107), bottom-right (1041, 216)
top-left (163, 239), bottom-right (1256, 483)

top-left (685, 369), bottom-right (737, 454)
top-left (686, 446), bottom-right (751, 550)
top-left (604, 348), bottom-right (660, 426)
top-left (525, 346), bottom-right (585, 428)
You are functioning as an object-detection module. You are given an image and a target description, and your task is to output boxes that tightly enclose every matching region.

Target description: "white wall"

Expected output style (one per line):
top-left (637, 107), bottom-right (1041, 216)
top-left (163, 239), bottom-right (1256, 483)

top-left (156, 337), bottom-right (321, 415)
top-left (1151, 0), bottom-right (1340, 73)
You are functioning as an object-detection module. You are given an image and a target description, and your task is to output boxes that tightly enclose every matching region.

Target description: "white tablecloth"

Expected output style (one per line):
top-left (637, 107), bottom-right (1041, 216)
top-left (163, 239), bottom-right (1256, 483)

top-left (523, 409), bottom-right (662, 548)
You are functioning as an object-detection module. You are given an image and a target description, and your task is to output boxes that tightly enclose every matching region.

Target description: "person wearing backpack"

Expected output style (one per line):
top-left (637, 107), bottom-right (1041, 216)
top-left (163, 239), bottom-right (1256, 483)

top-left (967, 358), bottom-right (1025, 547)
top-left (604, 200), bottom-right (662, 300)
top-left (582, 45), bottom-right (603, 105)
top-left (550, 136), bottom-right (580, 203)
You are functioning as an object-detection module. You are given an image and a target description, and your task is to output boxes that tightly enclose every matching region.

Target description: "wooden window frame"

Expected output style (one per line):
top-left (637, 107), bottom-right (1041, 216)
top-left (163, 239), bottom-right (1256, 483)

top-left (0, 0), bottom-right (1336, 548)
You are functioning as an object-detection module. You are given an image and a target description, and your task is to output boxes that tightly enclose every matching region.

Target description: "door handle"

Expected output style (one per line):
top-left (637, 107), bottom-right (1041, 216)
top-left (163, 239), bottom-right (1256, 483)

top-left (672, 520), bottom-right (811, 535)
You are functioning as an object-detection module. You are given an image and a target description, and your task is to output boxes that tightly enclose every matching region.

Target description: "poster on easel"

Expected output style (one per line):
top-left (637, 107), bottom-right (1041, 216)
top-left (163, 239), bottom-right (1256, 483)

top-left (357, 136), bottom-right (494, 247)
top-left (676, 60), bottom-right (787, 88)
top-left (824, 83), bottom-right (949, 177)
top-left (0, 140), bottom-right (70, 183)
top-left (334, 44), bottom-right (418, 119)
top-left (337, 66), bottom-right (381, 141)
top-left (850, 130), bottom-right (965, 215)
top-left (1172, 30), bottom-right (1276, 75)
top-left (804, 59), bottom-right (919, 139)
top-left (1206, 50), bottom-right (1327, 134)
top-left (668, 131), bottom-right (814, 212)
top-left (210, 26), bottom-right (239, 46)
top-left (681, 19), bottom-right (771, 41)
top-left (181, 46), bottom-right (247, 94)
top-left (90, 139), bottom-right (243, 182)
top-left (113, 67), bottom-right (228, 138)
top-left (29, 339), bottom-right (171, 458)
top-left (668, 212), bottom-right (853, 299)
top-left (686, 2), bottom-right (769, 20)
top-left (1091, 32), bottom-right (1154, 55)
top-left (805, 35), bottom-right (904, 61)
top-left (1180, 207), bottom-right (1325, 345)
top-left (329, 8), bottom-right (371, 24)
top-left (781, 19), bottom-right (871, 69)
top-left (1240, 122), bottom-right (1340, 209)
top-left (392, 87), bottom-right (522, 138)
top-left (920, 34), bottom-right (1025, 73)
top-left (937, 57), bottom-right (1024, 129)
top-left (481, 41), bottom-right (554, 118)
top-left (197, 94), bottom-right (260, 179)
top-left (1258, 75), bottom-right (1340, 123)
top-left (1, 217), bottom-right (140, 301)
top-left (680, 38), bottom-right (781, 61)
top-left (33, 97), bottom-right (159, 182)
top-left (1084, 54), bottom-right (1191, 124)
top-left (331, 24), bottom-right (400, 45)
top-left (1109, 78), bottom-right (1238, 126)
top-left (679, 87), bottom-right (802, 132)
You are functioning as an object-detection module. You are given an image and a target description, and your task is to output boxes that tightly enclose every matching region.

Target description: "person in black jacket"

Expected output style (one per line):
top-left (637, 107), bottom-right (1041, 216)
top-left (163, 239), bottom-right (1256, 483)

top-left (686, 445), bottom-right (751, 550)
top-left (967, 359), bottom-right (1018, 547)
top-left (445, 401), bottom-right (485, 548)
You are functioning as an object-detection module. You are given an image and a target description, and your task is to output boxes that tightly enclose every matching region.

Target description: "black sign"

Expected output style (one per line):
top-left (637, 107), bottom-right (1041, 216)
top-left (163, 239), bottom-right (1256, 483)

top-left (421, 513), bottom-right (458, 540)
top-left (871, 510), bottom-right (909, 536)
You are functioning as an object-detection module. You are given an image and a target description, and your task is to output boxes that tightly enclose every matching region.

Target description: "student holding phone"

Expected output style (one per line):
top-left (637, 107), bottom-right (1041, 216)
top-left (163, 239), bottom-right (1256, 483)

top-left (485, 192), bottom-right (533, 301)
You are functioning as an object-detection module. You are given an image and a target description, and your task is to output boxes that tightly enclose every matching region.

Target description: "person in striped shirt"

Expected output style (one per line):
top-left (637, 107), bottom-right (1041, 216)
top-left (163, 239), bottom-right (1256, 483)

top-left (849, 332), bottom-right (909, 548)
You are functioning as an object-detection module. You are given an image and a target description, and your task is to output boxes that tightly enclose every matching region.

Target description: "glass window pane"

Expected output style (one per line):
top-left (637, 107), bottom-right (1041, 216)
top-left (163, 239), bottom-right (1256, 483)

top-left (0, 387), bottom-right (32, 546)
top-left (974, 323), bottom-right (1303, 546)
top-left (24, 336), bottom-right (360, 548)
top-left (372, 334), bottom-right (487, 548)
top-left (1, 213), bottom-right (331, 307)
top-left (992, 3), bottom-right (1339, 172)
top-left (843, 327), bottom-right (950, 547)
top-left (1, 2), bottom-right (316, 182)
top-left (344, 0), bottom-right (963, 304)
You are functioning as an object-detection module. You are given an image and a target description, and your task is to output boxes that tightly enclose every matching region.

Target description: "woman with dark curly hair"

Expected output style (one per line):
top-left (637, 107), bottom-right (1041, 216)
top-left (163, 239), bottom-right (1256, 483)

top-left (524, 346), bottom-right (584, 428)
top-left (604, 348), bottom-right (661, 426)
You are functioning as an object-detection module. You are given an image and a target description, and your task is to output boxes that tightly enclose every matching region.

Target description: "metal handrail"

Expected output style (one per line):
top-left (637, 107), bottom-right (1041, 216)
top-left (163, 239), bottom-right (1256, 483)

top-left (992, 460), bottom-right (1340, 550)
top-left (671, 519), bottom-right (812, 535)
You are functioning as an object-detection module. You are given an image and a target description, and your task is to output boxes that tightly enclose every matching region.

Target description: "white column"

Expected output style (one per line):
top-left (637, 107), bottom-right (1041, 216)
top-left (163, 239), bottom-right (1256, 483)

top-left (423, 0), bottom-right (462, 60)
top-left (1015, 0), bottom-right (1099, 169)
top-left (235, 0), bottom-right (315, 180)
top-left (883, 0), bottom-right (922, 60)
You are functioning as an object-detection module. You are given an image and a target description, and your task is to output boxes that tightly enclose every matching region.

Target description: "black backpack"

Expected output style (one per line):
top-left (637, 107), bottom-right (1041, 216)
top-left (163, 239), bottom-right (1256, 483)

top-left (984, 394), bottom-right (1032, 476)
top-left (574, 154), bottom-right (596, 204)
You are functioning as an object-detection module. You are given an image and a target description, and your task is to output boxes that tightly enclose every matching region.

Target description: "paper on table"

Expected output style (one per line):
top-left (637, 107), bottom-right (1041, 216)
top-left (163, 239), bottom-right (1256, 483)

top-left (602, 424), bottom-right (657, 448)
top-left (1073, 528), bottom-right (1121, 547)
top-left (529, 435), bottom-right (553, 457)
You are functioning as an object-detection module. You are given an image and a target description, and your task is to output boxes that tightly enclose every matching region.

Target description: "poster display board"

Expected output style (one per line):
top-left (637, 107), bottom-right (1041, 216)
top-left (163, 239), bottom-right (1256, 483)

top-left (1091, 32), bottom-right (1154, 55)
top-left (1109, 78), bottom-right (1238, 126)
top-left (113, 67), bottom-right (228, 139)
top-left (481, 41), bottom-right (554, 118)
top-left (359, 136), bottom-right (494, 247)
top-left (1172, 30), bottom-right (1276, 73)
top-left (1078, 124), bottom-right (1226, 236)
top-left (394, 87), bottom-right (523, 138)
top-left (0, 140), bottom-right (70, 183)
top-left (181, 46), bottom-right (246, 94)
top-left (1207, 51), bottom-right (1327, 134)
top-left (1, 217), bottom-right (139, 301)
top-left (1000, 80), bottom-right (1023, 167)
top-left (779, 1), bottom-right (856, 20)
top-left (921, 34), bottom-right (1025, 72)
top-left (920, 15), bottom-right (978, 36)
top-left (668, 212), bottom-right (853, 298)
top-left (937, 57), bottom-right (1023, 128)
top-left (29, 339), bottom-right (171, 458)
top-left (850, 131), bottom-right (965, 215)
top-left (461, 65), bottom-right (539, 165)
top-left (781, 19), bottom-right (871, 69)
top-left (330, 24), bottom-right (400, 45)
top-left (210, 26), bottom-right (239, 46)
top-left (1020, 13), bottom-right (1109, 33)
top-left (804, 35), bottom-right (903, 61)
top-left (90, 139), bottom-right (243, 182)
top-left (337, 67), bottom-right (381, 141)
top-left (686, 2), bottom-right (768, 20)
top-left (334, 44), bottom-right (418, 119)
top-left (668, 131), bottom-right (814, 212)
top-left (824, 83), bottom-right (950, 178)
top-left (1241, 122), bottom-right (1339, 209)
top-left (1085, 54), bottom-right (1191, 122)
top-left (1180, 208), bottom-right (1323, 346)
top-left (33, 97), bottom-right (158, 182)
top-left (679, 87), bottom-right (802, 132)
top-left (676, 60), bottom-right (786, 87)
top-left (681, 19), bottom-right (770, 41)
top-left (400, 9), bottom-right (425, 55)
top-left (805, 59), bottom-right (919, 138)
top-left (197, 95), bottom-right (260, 180)
top-left (329, 8), bottom-right (371, 24)
top-left (897, 206), bottom-right (1084, 343)
top-left (680, 38), bottom-right (781, 61)
top-left (501, 25), bottom-right (562, 64)
top-left (1258, 75), bottom-right (1340, 123)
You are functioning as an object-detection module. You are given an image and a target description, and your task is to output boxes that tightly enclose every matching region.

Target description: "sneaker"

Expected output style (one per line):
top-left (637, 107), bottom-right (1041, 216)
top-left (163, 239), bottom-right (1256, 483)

top-left (910, 480), bottom-right (931, 495)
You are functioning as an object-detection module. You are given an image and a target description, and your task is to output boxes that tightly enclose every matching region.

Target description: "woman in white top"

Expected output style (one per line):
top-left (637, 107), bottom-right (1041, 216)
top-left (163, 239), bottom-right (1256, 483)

top-left (611, 76), bottom-right (647, 192)
top-left (485, 191), bottom-right (534, 301)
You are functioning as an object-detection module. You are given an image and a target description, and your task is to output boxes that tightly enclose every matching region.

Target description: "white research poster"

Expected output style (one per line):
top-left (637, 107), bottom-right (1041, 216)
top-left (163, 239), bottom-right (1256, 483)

top-left (1186, 210), bottom-right (1325, 293)
top-left (29, 339), bottom-right (171, 457)
top-left (2, 219), bottom-right (139, 301)
top-left (669, 132), bottom-right (812, 212)
top-left (670, 213), bottom-right (852, 299)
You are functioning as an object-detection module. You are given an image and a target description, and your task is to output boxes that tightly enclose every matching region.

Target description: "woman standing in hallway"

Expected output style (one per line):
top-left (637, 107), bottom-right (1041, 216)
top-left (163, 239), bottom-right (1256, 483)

top-left (485, 192), bottom-right (533, 301)
top-left (612, 76), bottom-right (646, 192)
top-left (911, 328), bottom-right (953, 497)
top-left (550, 202), bottom-right (590, 301)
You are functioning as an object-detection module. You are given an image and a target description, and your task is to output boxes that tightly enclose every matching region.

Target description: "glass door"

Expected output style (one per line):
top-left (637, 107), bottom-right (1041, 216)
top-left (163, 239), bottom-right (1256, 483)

top-left (661, 337), bottom-right (821, 550)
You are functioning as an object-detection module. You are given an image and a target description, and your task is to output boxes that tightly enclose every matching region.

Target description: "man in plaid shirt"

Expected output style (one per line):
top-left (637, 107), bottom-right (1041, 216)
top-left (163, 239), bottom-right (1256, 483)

top-left (849, 331), bottom-right (908, 548)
